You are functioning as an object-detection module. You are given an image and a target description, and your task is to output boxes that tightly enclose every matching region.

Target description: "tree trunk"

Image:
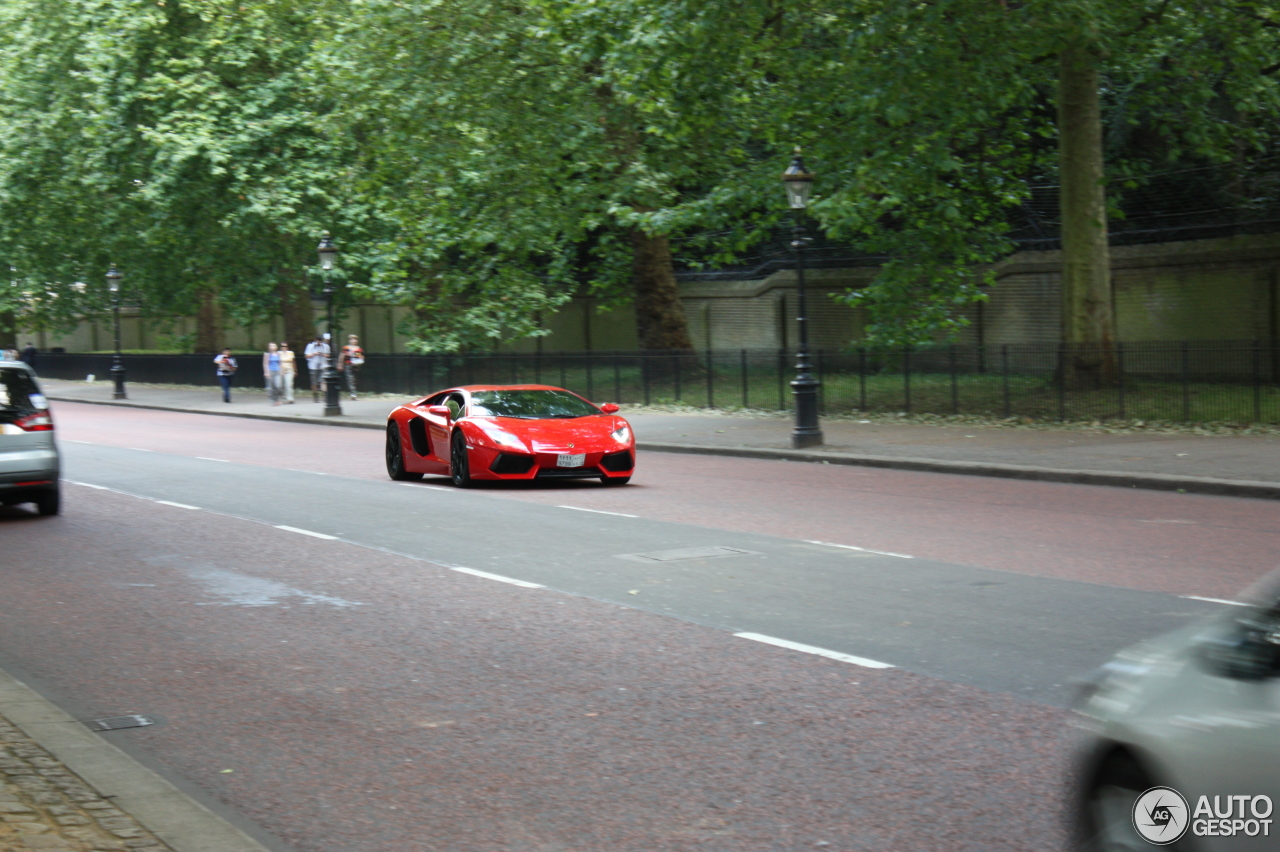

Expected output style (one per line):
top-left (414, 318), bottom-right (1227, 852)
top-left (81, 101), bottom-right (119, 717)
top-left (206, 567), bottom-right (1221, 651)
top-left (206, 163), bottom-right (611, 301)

top-left (0, 309), bottom-right (15, 350)
top-left (1057, 40), bottom-right (1115, 387)
top-left (631, 227), bottom-right (694, 351)
top-left (279, 273), bottom-right (315, 355)
top-left (195, 287), bottom-right (221, 353)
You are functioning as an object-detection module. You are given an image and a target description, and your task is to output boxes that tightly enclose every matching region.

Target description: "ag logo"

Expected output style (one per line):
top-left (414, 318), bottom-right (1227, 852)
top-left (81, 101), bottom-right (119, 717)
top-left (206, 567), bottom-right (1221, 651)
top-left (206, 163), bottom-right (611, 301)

top-left (1133, 786), bottom-right (1190, 845)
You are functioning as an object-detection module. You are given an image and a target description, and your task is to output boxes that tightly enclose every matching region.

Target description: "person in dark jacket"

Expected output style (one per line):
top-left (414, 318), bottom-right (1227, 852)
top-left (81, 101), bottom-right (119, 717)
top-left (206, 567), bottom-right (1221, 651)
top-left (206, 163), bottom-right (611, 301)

top-left (19, 343), bottom-right (37, 368)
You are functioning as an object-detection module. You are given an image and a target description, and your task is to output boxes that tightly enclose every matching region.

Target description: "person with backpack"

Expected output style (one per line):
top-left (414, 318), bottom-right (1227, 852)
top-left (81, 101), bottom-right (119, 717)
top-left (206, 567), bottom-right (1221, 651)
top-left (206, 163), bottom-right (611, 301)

top-left (214, 348), bottom-right (238, 403)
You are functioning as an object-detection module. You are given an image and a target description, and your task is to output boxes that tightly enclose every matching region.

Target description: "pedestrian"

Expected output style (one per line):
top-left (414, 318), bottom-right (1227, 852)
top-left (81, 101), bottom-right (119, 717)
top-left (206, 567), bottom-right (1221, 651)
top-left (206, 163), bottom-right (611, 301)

top-left (19, 343), bottom-right (37, 369)
top-left (1, 345), bottom-right (18, 362)
top-left (213, 347), bottom-right (237, 403)
top-left (304, 334), bottom-right (329, 402)
top-left (263, 342), bottom-right (284, 406)
top-left (339, 334), bottom-right (365, 401)
top-left (279, 342), bottom-right (297, 404)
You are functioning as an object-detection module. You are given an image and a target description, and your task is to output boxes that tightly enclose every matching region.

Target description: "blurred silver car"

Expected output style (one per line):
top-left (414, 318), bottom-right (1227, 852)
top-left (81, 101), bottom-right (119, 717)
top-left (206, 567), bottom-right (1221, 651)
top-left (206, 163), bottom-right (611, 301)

top-left (0, 359), bottom-right (59, 515)
top-left (1074, 579), bottom-right (1280, 851)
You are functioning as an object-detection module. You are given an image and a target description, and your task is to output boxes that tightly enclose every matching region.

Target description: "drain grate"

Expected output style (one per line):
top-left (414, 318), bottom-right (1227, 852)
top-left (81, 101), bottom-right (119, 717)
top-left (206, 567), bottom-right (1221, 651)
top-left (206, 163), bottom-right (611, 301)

top-left (84, 715), bottom-right (156, 732)
top-left (619, 546), bottom-right (759, 563)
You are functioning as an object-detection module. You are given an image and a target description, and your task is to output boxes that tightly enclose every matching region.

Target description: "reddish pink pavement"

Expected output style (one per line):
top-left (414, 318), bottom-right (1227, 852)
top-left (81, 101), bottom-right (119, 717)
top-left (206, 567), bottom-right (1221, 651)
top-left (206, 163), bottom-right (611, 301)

top-left (0, 488), bottom-right (1071, 852)
top-left (56, 401), bottom-right (1280, 600)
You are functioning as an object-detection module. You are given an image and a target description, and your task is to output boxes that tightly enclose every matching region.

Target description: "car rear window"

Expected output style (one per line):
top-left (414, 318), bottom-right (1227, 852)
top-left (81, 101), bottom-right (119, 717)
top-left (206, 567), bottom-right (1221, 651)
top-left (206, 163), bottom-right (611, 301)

top-left (0, 368), bottom-right (44, 421)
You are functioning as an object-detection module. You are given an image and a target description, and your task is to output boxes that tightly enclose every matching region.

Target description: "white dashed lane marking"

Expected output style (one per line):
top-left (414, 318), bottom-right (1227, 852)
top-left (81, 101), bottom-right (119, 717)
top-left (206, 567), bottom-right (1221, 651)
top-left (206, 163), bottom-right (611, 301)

top-left (734, 632), bottom-right (894, 669)
top-left (1181, 595), bottom-right (1249, 607)
top-left (448, 566), bottom-right (543, 589)
top-left (274, 525), bottom-right (339, 541)
top-left (805, 540), bottom-right (913, 559)
top-left (557, 505), bottom-right (639, 518)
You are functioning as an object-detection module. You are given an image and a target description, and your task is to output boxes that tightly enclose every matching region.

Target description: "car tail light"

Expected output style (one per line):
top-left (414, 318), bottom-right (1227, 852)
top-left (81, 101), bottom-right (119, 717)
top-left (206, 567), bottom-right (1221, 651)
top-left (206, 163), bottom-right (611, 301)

top-left (14, 412), bottom-right (53, 432)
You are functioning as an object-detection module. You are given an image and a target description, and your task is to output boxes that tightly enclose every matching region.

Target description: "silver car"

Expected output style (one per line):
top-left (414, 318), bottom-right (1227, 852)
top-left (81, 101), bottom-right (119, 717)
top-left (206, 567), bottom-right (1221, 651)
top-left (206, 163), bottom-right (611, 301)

top-left (0, 359), bottom-right (60, 515)
top-left (1074, 578), bottom-right (1280, 851)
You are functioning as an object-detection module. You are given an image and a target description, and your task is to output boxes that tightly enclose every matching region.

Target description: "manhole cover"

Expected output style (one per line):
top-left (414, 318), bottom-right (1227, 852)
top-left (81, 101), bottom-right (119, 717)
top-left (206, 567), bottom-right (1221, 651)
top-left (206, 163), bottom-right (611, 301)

top-left (619, 546), bottom-right (759, 563)
top-left (84, 715), bottom-right (155, 732)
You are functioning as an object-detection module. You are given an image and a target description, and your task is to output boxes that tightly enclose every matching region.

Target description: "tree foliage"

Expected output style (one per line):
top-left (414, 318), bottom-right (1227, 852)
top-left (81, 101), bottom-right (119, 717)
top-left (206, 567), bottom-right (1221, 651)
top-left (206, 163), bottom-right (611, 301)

top-left (1, 0), bottom-right (1278, 352)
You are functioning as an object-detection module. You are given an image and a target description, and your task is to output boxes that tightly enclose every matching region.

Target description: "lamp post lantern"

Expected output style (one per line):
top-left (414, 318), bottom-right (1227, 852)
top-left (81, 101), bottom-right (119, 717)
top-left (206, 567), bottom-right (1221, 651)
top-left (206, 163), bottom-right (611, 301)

top-left (317, 232), bottom-right (342, 416)
top-left (782, 149), bottom-right (822, 448)
top-left (105, 264), bottom-right (127, 400)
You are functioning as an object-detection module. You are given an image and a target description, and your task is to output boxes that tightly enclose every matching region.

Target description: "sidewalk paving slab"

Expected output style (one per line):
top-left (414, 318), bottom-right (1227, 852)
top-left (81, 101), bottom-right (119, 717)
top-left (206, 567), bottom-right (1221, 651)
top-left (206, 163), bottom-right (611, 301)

top-left (40, 379), bottom-right (1280, 500)
top-left (0, 669), bottom-right (271, 852)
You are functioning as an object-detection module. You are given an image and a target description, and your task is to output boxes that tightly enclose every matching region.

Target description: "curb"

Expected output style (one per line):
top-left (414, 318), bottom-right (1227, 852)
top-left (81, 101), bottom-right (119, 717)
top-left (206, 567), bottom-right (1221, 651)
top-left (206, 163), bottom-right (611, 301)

top-left (635, 442), bottom-right (1280, 501)
top-left (50, 394), bottom-right (1280, 501)
top-left (0, 667), bottom-right (273, 852)
top-left (47, 394), bottom-right (384, 431)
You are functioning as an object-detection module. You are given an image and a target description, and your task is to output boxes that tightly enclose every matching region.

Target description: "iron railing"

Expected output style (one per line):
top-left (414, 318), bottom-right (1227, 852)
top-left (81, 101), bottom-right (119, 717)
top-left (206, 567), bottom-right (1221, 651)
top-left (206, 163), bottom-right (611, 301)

top-left (33, 341), bottom-right (1280, 424)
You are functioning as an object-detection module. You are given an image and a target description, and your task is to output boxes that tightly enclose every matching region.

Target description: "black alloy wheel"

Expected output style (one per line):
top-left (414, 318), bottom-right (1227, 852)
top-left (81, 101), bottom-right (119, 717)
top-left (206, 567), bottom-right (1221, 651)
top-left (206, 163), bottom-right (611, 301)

top-left (386, 422), bottom-right (422, 481)
top-left (450, 430), bottom-right (473, 488)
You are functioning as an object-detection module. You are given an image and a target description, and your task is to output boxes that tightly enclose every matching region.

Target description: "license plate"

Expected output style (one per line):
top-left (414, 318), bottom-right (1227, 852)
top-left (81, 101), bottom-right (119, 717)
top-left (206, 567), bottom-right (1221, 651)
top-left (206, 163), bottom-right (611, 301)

top-left (556, 453), bottom-right (586, 468)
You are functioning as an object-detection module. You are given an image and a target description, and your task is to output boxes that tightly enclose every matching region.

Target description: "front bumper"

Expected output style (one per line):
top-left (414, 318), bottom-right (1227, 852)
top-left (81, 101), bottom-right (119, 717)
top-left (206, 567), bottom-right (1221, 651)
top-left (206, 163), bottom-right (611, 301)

top-left (476, 447), bottom-right (634, 481)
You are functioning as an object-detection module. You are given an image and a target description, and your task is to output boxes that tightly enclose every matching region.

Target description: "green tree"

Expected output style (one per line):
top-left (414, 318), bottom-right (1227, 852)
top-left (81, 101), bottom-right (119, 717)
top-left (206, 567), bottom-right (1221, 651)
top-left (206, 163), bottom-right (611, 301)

top-left (562, 0), bottom-right (1280, 362)
top-left (323, 0), bottom-right (774, 351)
top-left (0, 0), bottom-right (367, 353)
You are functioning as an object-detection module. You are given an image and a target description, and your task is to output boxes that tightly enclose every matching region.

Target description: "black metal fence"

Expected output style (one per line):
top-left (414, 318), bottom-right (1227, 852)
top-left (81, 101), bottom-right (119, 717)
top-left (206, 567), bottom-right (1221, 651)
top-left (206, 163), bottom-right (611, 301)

top-left (33, 340), bottom-right (1280, 424)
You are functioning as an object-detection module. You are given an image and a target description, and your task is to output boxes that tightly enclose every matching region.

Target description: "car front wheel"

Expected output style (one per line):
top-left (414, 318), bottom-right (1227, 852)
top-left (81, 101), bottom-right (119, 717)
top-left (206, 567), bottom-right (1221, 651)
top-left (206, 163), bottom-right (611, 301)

top-left (1079, 752), bottom-right (1192, 851)
top-left (450, 431), bottom-right (473, 488)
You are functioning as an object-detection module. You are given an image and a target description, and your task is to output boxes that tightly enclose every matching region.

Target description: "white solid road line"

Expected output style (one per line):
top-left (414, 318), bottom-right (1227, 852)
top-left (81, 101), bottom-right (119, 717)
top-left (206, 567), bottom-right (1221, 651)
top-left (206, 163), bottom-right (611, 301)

top-left (153, 500), bottom-right (200, 510)
top-left (557, 505), bottom-right (639, 518)
top-left (450, 566), bottom-right (544, 589)
top-left (805, 539), bottom-right (913, 559)
top-left (196, 457), bottom-right (229, 462)
top-left (1181, 595), bottom-right (1250, 607)
top-left (128, 448), bottom-right (153, 453)
top-left (734, 632), bottom-right (895, 669)
top-left (67, 481), bottom-right (109, 490)
top-left (274, 525), bottom-right (339, 541)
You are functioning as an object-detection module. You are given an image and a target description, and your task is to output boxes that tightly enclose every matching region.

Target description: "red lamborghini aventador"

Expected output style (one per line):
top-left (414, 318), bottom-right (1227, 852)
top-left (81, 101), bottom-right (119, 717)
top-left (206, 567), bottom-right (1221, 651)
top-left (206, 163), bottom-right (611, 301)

top-left (385, 385), bottom-right (635, 487)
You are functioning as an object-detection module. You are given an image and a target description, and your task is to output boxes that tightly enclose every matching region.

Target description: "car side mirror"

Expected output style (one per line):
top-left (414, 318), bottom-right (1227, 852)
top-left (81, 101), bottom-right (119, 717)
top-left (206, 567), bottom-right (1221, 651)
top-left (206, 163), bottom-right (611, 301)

top-left (426, 405), bottom-right (451, 419)
top-left (600, 403), bottom-right (620, 413)
top-left (1199, 621), bottom-right (1280, 681)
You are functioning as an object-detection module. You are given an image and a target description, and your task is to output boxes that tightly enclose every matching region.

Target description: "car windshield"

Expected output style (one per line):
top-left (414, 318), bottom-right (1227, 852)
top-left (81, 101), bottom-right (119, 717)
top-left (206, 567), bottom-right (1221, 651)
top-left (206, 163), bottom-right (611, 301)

top-left (0, 369), bottom-right (42, 421)
top-left (469, 389), bottom-right (600, 419)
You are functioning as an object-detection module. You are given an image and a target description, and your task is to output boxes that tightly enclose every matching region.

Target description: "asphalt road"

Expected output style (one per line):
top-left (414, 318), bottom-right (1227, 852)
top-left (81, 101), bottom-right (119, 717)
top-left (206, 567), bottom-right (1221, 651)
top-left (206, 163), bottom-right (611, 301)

top-left (2, 402), bottom-right (1277, 851)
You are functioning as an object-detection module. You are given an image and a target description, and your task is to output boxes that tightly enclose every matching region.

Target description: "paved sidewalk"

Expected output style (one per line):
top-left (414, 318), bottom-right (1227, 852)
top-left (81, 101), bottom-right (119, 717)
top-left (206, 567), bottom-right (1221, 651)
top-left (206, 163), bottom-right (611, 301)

top-left (0, 670), bottom-right (269, 852)
top-left (1, 710), bottom-right (172, 852)
top-left (40, 379), bottom-right (1280, 499)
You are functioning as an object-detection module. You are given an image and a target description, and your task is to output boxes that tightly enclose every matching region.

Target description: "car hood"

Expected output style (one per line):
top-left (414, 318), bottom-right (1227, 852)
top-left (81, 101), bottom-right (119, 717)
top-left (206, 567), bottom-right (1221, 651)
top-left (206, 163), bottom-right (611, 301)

top-left (471, 415), bottom-right (627, 452)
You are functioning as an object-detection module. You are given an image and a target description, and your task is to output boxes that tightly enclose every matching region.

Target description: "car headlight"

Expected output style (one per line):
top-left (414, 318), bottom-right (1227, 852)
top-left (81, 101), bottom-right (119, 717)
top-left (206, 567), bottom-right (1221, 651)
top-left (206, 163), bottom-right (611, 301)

top-left (1074, 660), bottom-right (1152, 717)
top-left (612, 424), bottom-right (631, 443)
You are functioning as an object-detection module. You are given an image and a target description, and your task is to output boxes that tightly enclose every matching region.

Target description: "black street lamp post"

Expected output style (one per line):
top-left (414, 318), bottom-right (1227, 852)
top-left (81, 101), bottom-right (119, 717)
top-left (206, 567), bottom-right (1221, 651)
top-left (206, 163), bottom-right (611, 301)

top-left (782, 149), bottom-right (823, 448)
top-left (106, 264), bottom-right (127, 400)
top-left (317, 233), bottom-right (342, 417)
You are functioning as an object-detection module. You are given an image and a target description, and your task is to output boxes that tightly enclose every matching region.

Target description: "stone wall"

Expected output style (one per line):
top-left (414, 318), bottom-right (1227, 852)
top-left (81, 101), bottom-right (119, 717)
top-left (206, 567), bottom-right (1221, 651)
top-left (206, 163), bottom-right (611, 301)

top-left (21, 233), bottom-right (1280, 352)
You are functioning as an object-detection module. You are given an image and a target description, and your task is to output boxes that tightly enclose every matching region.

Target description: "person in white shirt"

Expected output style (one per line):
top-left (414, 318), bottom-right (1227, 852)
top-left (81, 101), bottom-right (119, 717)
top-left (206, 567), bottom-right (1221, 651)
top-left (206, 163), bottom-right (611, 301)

top-left (303, 334), bottom-right (330, 402)
top-left (213, 348), bottom-right (237, 403)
